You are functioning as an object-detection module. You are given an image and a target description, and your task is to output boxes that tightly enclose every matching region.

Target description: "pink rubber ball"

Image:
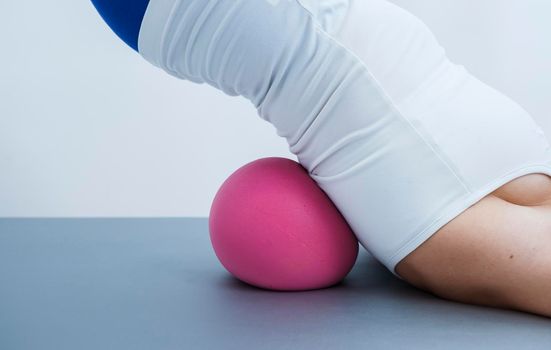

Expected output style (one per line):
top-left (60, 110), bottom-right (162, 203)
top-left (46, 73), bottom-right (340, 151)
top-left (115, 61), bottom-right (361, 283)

top-left (209, 157), bottom-right (359, 291)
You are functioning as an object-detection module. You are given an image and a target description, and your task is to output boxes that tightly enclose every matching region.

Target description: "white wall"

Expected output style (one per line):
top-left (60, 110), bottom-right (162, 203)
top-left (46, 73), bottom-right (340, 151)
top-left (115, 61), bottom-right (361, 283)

top-left (1, 0), bottom-right (550, 217)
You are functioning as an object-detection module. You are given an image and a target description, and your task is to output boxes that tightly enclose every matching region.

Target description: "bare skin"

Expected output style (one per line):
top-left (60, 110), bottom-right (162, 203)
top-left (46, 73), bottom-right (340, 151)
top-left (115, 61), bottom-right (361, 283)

top-left (395, 173), bottom-right (551, 318)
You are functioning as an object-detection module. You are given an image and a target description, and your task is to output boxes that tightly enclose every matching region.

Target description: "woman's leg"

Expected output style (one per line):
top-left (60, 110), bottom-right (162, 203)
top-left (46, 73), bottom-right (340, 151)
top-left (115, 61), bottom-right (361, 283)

top-left (396, 174), bottom-right (551, 317)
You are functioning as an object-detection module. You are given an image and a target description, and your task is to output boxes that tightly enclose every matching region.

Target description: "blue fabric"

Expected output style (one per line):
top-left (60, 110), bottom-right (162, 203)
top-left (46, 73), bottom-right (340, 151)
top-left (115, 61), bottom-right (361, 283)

top-left (91, 0), bottom-right (150, 51)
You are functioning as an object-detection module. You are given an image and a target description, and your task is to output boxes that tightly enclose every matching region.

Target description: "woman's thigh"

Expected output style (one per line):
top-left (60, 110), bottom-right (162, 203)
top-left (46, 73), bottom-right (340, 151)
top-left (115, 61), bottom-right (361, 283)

top-left (395, 175), bottom-right (551, 316)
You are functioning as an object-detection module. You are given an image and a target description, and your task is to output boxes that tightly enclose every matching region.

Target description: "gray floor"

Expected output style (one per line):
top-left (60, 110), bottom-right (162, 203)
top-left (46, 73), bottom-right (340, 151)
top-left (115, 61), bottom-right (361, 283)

top-left (1, 218), bottom-right (550, 350)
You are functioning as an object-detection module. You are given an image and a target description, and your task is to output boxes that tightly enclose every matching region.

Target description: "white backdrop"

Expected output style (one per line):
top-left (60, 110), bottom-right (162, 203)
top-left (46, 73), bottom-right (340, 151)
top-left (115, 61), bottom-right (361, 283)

top-left (1, 0), bottom-right (550, 217)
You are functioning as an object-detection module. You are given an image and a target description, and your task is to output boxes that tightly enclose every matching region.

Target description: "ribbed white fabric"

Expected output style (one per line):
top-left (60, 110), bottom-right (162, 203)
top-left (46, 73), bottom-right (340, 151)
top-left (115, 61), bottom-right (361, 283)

top-left (138, 0), bottom-right (551, 278)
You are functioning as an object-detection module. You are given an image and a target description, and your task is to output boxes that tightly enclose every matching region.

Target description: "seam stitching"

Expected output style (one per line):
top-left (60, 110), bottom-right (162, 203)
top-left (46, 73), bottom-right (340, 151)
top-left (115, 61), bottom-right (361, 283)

top-left (387, 163), bottom-right (551, 276)
top-left (292, 0), bottom-right (473, 193)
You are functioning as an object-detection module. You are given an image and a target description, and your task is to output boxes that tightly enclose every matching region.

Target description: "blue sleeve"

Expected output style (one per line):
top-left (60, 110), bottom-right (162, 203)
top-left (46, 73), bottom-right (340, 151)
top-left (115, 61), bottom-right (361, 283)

top-left (90, 0), bottom-right (150, 52)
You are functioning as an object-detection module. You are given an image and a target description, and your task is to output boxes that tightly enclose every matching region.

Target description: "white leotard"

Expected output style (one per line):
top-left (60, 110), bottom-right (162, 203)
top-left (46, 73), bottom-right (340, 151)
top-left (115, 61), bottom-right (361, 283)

top-left (138, 0), bottom-right (551, 278)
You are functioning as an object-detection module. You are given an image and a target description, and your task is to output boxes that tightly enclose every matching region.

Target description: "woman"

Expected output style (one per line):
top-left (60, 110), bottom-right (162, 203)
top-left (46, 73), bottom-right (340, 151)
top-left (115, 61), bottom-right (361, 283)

top-left (91, 0), bottom-right (551, 317)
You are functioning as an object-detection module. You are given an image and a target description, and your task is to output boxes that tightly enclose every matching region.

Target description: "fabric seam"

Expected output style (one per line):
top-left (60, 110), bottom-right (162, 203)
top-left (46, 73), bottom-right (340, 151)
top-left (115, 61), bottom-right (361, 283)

top-left (292, 0), bottom-right (472, 194)
top-left (387, 162), bottom-right (551, 279)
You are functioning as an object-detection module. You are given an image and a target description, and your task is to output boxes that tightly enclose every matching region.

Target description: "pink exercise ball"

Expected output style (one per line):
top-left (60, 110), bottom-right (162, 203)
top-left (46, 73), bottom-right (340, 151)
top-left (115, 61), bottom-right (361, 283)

top-left (209, 157), bottom-right (359, 291)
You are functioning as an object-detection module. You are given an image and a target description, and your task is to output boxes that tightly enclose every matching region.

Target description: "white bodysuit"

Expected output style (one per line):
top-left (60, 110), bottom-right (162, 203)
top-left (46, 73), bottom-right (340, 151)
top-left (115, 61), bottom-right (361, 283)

top-left (138, 0), bottom-right (551, 278)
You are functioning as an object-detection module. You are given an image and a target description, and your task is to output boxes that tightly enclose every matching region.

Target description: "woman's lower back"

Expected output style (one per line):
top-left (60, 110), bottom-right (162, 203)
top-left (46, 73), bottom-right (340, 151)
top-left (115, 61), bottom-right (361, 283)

top-left (397, 174), bottom-right (551, 317)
